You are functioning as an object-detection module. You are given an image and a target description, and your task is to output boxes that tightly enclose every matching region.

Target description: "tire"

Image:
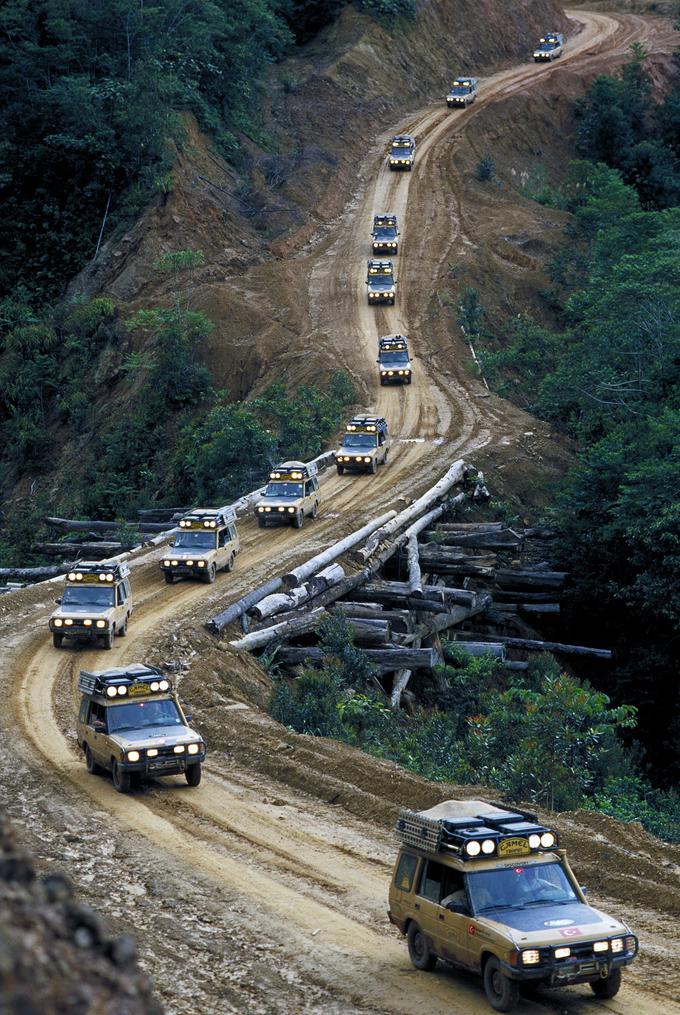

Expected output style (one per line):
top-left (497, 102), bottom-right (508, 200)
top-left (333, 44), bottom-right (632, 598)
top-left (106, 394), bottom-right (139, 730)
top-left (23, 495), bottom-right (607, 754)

top-left (406, 923), bottom-right (437, 972)
top-left (483, 957), bottom-right (520, 1013)
top-left (224, 553), bottom-right (235, 573)
top-left (370, 459), bottom-right (377, 475)
top-left (336, 466), bottom-right (344, 475)
top-left (380, 378), bottom-right (386, 386)
top-left (185, 763), bottom-right (202, 787)
top-left (52, 633), bottom-right (63, 649)
top-left (102, 628), bottom-right (114, 650)
top-left (257, 517), bottom-right (266, 528)
top-left (311, 502), bottom-right (318, 520)
top-left (293, 511), bottom-right (303, 530)
top-left (164, 572), bottom-right (175, 584)
top-left (590, 968), bottom-right (622, 999)
top-left (406, 376), bottom-right (412, 385)
top-left (118, 615), bottom-right (128, 637)
top-left (205, 563), bottom-right (216, 584)
top-left (111, 761), bottom-right (131, 794)
top-left (84, 745), bottom-right (99, 775)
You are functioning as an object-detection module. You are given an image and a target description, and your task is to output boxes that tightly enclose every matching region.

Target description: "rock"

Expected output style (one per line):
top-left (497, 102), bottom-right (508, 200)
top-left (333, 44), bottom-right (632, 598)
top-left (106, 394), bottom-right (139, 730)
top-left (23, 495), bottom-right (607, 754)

top-left (42, 872), bottom-right (73, 903)
top-left (65, 902), bottom-right (107, 945)
top-left (109, 934), bottom-right (138, 968)
top-left (0, 853), bottom-right (35, 884)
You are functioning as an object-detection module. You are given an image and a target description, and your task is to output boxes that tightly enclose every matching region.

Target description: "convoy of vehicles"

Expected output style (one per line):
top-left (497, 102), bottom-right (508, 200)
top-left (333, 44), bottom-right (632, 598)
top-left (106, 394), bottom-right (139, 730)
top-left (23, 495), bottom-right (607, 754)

top-left (446, 77), bottom-right (478, 108)
top-left (335, 415), bottom-right (390, 475)
top-left (366, 259), bottom-right (396, 304)
top-left (378, 334), bottom-right (412, 385)
top-left (160, 506), bottom-right (240, 585)
top-left (254, 461), bottom-right (320, 528)
top-left (388, 134), bottom-right (416, 170)
top-left (533, 33), bottom-right (563, 61)
top-left (389, 799), bottom-right (637, 1012)
top-left (49, 562), bottom-right (132, 650)
top-left (372, 214), bottom-right (399, 255)
top-left (76, 664), bottom-right (206, 793)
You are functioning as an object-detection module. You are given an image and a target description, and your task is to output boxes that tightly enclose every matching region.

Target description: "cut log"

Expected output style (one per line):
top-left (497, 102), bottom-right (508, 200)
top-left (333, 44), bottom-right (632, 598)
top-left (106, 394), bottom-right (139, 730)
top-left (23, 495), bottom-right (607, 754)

top-left (415, 559), bottom-right (495, 578)
top-left (493, 590), bottom-right (562, 604)
top-left (435, 522), bottom-right (506, 532)
top-left (454, 632), bottom-right (612, 660)
top-left (282, 511), bottom-right (396, 587)
top-left (43, 516), bottom-right (174, 534)
top-left (405, 534), bottom-right (422, 596)
top-left (357, 459), bottom-right (466, 561)
top-left (415, 592), bottom-right (493, 638)
top-left (350, 619), bottom-right (391, 645)
top-left (32, 541), bottom-right (136, 556)
top-left (250, 564), bottom-right (345, 622)
top-left (449, 641), bottom-right (507, 661)
top-left (276, 645), bottom-right (440, 674)
top-left (206, 577), bottom-right (284, 635)
top-left (424, 528), bottom-right (522, 550)
top-left (333, 604), bottom-right (415, 634)
top-left (495, 569), bottom-right (568, 591)
top-left (354, 581), bottom-right (476, 608)
top-left (390, 669), bottom-right (412, 709)
top-left (229, 607), bottom-right (326, 651)
top-left (518, 603), bottom-right (561, 615)
top-left (0, 564), bottom-right (77, 581)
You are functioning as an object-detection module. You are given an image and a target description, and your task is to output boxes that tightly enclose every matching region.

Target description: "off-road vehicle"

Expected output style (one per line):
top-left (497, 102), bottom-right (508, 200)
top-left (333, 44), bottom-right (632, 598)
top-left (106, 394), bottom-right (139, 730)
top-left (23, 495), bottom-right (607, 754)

top-left (160, 506), bottom-right (239, 585)
top-left (366, 260), bottom-right (396, 305)
top-left (76, 664), bottom-right (206, 793)
top-left (388, 799), bottom-right (638, 1013)
top-left (372, 214), bottom-right (399, 255)
top-left (378, 334), bottom-right (412, 385)
top-left (388, 134), bottom-right (416, 171)
top-left (336, 415), bottom-right (390, 475)
top-left (447, 77), bottom-right (478, 108)
top-left (255, 461), bottom-right (320, 529)
top-left (533, 33), bottom-right (563, 61)
top-left (49, 562), bottom-right (132, 650)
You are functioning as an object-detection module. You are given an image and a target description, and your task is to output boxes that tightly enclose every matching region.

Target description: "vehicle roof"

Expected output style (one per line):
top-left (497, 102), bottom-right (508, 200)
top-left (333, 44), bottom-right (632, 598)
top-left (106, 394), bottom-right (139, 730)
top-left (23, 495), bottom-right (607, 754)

top-left (179, 505), bottom-right (237, 527)
top-left (64, 561), bottom-right (130, 583)
top-left (398, 843), bottom-right (563, 873)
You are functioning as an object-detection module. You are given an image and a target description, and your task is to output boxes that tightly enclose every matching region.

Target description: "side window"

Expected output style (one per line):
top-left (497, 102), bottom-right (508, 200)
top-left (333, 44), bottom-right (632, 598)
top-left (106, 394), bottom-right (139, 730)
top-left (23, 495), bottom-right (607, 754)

top-left (123, 579), bottom-right (131, 599)
top-left (305, 480), bottom-right (313, 496)
top-left (79, 697), bottom-right (89, 723)
top-left (88, 702), bottom-right (104, 727)
top-left (229, 524), bottom-right (238, 540)
top-left (418, 860), bottom-right (446, 903)
top-left (117, 584), bottom-right (125, 605)
top-left (394, 852), bottom-right (418, 893)
top-left (312, 478), bottom-right (319, 493)
top-left (441, 869), bottom-right (467, 909)
top-left (218, 528), bottom-right (227, 547)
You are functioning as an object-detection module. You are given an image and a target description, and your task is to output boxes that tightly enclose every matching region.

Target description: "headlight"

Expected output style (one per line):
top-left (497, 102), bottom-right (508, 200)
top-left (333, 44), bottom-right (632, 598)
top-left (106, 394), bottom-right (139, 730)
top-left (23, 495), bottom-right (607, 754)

top-left (397, 370), bottom-right (404, 375)
top-left (540, 832), bottom-right (556, 848)
top-left (64, 618), bottom-right (73, 626)
top-left (611, 938), bottom-right (624, 954)
top-left (150, 681), bottom-right (160, 692)
top-left (53, 619), bottom-right (63, 627)
top-left (106, 686), bottom-right (118, 698)
top-left (83, 619), bottom-right (92, 627)
top-left (381, 371), bottom-right (387, 376)
top-left (387, 292), bottom-right (394, 298)
top-left (185, 559), bottom-right (194, 566)
top-left (287, 507), bottom-right (295, 513)
top-left (265, 506), bottom-right (271, 512)
top-left (593, 941), bottom-right (609, 953)
top-left (522, 950), bottom-right (541, 965)
top-left (465, 841), bottom-right (481, 857)
top-left (528, 833), bottom-right (541, 849)
top-left (625, 936), bottom-right (636, 951)
top-left (363, 456), bottom-right (371, 463)
top-left (127, 751), bottom-right (140, 762)
top-left (117, 685), bottom-right (127, 696)
top-left (257, 506), bottom-right (264, 513)
top-left (147, 748), bottom-right (158, 758)
top-left (163, 559), bottom-right (171, 567)
top-left (388, 370), bottom-right (394, 375)
top-left (159, 679), bottom-right (170, 691)
top-left (170, 560), bottom-right (178, 566)
top-left (187, 743), bottom-right (200, 755)
top-left (554, 947), bottom-right (571, 959)
top-left (197, 560), bottom-right (206, 567)
top-left (174, 744), bottom-right (185, 754)
top-left (96, 620), bottom-right (106, 629)
top-left (481, 839), bottom-right (495, 855)
top-left (278, 506), bottom-right (285, 512)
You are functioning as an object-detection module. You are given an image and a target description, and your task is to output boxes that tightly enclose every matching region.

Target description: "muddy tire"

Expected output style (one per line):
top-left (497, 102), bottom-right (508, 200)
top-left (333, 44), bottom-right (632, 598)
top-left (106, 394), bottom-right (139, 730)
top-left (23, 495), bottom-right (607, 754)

top-left (112, 761), bottom-right (131, 794)
top-left (407, 923), bottom-right (437, 971)
top-left (102, 628), bottom-right (114, 650)
top-left (52, 633), bottom-right (63, 648)
top-left (370, 459), bottom-right (377, 475)
top-left (311, 501), bottom-right (318, 520)
top-left (483, 957), bottom-right (519, 1013)
top-left (336, 465), bottom-right (344, 475)
top-left (185, 763), bottom-right (202, 787)
top-left (118, 615), bottom-right (128, 637)
top-left (257, 517), bottom-right (266, 528)
top-left (590, 968), bottom-right (621, 999)
top-left (164, 572), bottom-right (175, 584)
top-left (205, 563), bottom-right (216, 584)
top-left (224, 553), bottom-right (235, 573)
top-left (293, 511), bottom-right (303, 529)
top-left (380, 377), bottom-right (386, 386)
top-left (84, 745), bottom-right (99, 775)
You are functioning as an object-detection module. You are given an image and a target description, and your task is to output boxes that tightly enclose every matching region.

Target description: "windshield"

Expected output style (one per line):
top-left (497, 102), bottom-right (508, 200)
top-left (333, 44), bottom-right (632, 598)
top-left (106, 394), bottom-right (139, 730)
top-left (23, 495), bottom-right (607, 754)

top-left (107, 699), bottom-right (183, 733)
top-left (369, 274), bottom-right (394, 286)
top-left (468, 862), bottom-right (577, 914)
top-left (391, 147), bottom-right (411, 158)
top-left (173, 531), bottom-right (216, 550)
top-left (374, 226), bottom-right (397, 238)
top-left (450, 86), bottom-right (471, 95)
top-left (538, 42), bottom-right (555, 49)
top-left (62, 586), bottom-right (114, 608)
top-left (343, 433), bottom-right (377, 448)
top-left (381, 351), bottom-right (409, 365)
top-left (264, 482), bottom-right (303, 498)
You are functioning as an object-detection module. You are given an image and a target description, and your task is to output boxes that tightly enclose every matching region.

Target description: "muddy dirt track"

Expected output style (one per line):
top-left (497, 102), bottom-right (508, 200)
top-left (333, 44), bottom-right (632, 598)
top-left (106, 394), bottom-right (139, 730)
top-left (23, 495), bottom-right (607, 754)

top-left (3, 10), bottom-right (680, 1015)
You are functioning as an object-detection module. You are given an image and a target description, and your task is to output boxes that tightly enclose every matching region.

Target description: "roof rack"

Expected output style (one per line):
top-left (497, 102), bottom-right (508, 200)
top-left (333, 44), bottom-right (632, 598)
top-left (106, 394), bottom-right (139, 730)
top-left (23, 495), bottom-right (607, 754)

top-left (392, 134), bottom-right (415, 144)
top-left (179, 506), bottom-right (237, 529)
top-left (78, 663), bottom-right (171, 699)
top-left (395, 800), bottom-right (558, 861)
top-left (379, 334), bottom-right (408, 350)
top-left (368, 259), bottom-right (394, 271)
top-left (346, 414), bottom-right (388, 435)
top-left (269, 460), bottom-right (318, 481)
top-left (65, 561), bottom-right (130, 585)
top-left (373, 214), bottom-right (397, 226)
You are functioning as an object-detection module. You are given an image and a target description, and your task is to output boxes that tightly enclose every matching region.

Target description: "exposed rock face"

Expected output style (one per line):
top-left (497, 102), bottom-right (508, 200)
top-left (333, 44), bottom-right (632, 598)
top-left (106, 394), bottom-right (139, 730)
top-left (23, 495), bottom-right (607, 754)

top-left (0, 817), bottom-right (163, 1015)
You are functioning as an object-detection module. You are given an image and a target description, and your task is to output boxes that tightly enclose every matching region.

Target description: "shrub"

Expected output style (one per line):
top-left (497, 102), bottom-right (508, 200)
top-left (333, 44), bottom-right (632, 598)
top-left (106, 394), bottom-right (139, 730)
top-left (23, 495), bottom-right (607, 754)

top-left (475, 154), bottom-right (495, 182)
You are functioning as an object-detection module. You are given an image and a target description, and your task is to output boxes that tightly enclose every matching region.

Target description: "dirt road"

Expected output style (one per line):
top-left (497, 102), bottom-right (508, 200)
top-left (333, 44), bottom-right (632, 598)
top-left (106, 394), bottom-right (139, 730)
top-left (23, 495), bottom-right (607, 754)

top-left (3, 10), bottom-right (680, 1014)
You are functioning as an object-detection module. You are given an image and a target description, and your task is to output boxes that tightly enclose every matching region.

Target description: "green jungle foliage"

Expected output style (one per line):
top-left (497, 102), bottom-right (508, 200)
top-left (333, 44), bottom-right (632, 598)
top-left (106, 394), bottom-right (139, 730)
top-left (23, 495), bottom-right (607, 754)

top-left (478, 51), bottom-right (680, 785)
top-left (269, 624), bottom-right (680, 841)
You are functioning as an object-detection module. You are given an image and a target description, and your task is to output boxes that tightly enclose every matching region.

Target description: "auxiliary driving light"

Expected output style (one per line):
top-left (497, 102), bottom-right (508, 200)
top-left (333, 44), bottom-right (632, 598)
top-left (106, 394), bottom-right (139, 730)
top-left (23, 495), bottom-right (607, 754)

top-left (465, 841), bottom-right (481, 857)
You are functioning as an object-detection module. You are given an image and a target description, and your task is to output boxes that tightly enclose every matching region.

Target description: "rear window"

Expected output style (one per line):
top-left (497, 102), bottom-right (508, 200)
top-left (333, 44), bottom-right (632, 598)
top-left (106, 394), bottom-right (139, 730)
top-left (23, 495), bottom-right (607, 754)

top-left (394, 852), bottom-right (418, 893)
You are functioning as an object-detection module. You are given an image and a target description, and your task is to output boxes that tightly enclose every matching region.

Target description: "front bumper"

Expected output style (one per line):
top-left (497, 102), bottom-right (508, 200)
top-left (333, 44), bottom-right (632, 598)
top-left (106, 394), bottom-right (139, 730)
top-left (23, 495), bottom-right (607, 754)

top-left (447, 99), bottom-right (467, 107)
top-left (159, 561), bottom-right (207, 577)
top-left (50, 622), bottom-right (110, 640)
top-left (119, 750), bottom-right (207, 776)
top-left (373, 243), bottom-right (398, 254)
top-left (336, 457), bottom-right (375, 472)
top-left (389, 161), bottom-right (413, 171)
top-left (255, 510), bottom-right (300, 526)
top-left (534, 53), bottom-right (553, 61)
top-left (500, 947), bottom-right (637, 985)
top-left (368, 292), bottom-right (395, 304)
top-left (380, 371), bottom-right (410, 384)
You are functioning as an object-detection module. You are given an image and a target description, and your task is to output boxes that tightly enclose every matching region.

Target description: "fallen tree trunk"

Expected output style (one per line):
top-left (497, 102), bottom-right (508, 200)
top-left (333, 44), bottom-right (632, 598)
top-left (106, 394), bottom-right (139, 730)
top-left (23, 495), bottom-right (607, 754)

top-left (282, 511), bottom-right (396, 587)
top-left (454, 632), bottom-right (612, 660)
top-left (495, 569), bottom-right (568, 590)
top-left (450, 641), bottom-right (507, 661)
top-left (424, 528), bottom-right (522, 550)
top-left (435, 522), bottom-right (505, 532)
top-left (276, 645), bottom-right (440, 673)
top-left (229, 607), bottom-right (326, 651)
top-left (415, 592), bottom-right (493, 639)
top-left (249, 564), bottom-right (345, 621)
top-left (390, 669), bottom-right (412, 709)
top-left (333, 604), bottom-right (415, 634)
top-left (493, 590), bottom-right (562, 604)
top-left (518, 602), bottom-right (561, 615)
top-left (0, 564), bottom-right (76, 581)
top-left (414, 559), bottom-right (495, 578)
top-left (33, 541), bottom-right (136, 556)
top-left (351, 619), bottom-right (391, 645)
top-left (43, 516), bottom-right (174, 534)
top-left (405, 534), bottom-right (422, 596)
top-left (354, 581), bottom-right (476, 608)
top-left (206, 577), bottom-right (284, 635)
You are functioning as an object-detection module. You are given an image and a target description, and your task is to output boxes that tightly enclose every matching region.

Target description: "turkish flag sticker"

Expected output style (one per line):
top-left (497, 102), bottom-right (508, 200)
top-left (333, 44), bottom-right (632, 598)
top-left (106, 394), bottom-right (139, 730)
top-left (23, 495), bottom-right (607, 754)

top-left (468, 924), bottom-right (477, 936)
top-left (560, 927), bottom-right (582, 937)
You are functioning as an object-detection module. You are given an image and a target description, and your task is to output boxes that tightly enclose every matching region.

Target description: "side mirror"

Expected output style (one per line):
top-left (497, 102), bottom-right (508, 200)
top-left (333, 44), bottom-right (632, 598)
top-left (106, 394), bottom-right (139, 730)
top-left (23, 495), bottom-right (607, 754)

top-left (446, 902), bottom-right (468, 915)
top-left (92, 720), bottom-right (106, 733)
top-left (55, 598), bottom-right (62, 605)
top-left (185, 714), bottom-right (193, 724)
top-left (580, 885), bottom-right (588, 895)
top-left (168, 537), bottom-right (175, 546)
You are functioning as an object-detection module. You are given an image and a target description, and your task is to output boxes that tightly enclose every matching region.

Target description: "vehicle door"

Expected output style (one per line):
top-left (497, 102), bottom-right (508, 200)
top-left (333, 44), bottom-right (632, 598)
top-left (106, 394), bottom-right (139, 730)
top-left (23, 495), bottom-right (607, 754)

top-left (216, 526), bottom-right (229, 568)
top-left (414, 859), bottom-right (448, 958)
top-left (436, 867), bottom-right (479, 969)
top-left (390, 851), bottom-right (419, 926)
top-left (87, 701), bottom-right (109, 765)
top-left (304, 479), bottom-right (315, 514)
top-left (228, 523), bottom-right (240, 555)
top-left (115, 581), bottom-right (128, 624)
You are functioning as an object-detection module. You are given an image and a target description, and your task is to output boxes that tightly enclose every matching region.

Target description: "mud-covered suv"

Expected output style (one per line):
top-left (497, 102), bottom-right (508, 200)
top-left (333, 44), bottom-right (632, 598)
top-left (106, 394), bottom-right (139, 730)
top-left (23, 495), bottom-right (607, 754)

top-left (378, 334), bottom-right (412, 385)
top-left (49, 562), bottom-right (132, 650)
top-left (447, 77), bottom-right (478, 108)
top-left (533, 33), bottom-right (563, 61)
top-left (372, 214), bottom-right (399, 255)
top-left (366, 260), bottom-right (396, 305)
top-left (255, 461), bottom-right (320, 529)
top-left (388, 134), bottom-right (416, 171)
top-left (76, 664), bottom-right (206, 793)
top-left (388, 800), bottom-right (638, 1013)
top-left (160, 506), bottom-right (239, 585)
top-left (336, 415), bottom-right (390, 475)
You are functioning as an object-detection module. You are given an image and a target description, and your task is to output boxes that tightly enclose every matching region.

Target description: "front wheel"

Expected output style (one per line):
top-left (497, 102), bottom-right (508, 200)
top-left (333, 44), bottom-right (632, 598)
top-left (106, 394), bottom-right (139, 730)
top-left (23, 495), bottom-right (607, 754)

top-left (407, 923), bottom-right (437, 971)
top-left (118, 615), bottom-right (128, 637)
top-left (84, 745), bottom-right (99, 775)
top-left (483, 957), bottom-right (519, 1013)
top-left (590, 968), bottom-right (622, 999)
top-left (336, 465), bottom-right (344, 475)
top-left (293, 511), bottom-right (304, 529)
top-left (370, 459), bottom-right (377, 475)
top-left (224, 553), bottom-right (235, 573)
top-left (164, 572), bottom-right (175, 584)
top-left (112, 761), bottom-right (131, 794)
top-left (205, 563), bottom-right (216, 584)
top-left (102, 629), bottom-right (114, 650)
top-left (52, 633), bottom-right (63, 648)
top-left (311, 501), bottom-right (318, 520)
top-left (186, 763), bottom-right (202, 787)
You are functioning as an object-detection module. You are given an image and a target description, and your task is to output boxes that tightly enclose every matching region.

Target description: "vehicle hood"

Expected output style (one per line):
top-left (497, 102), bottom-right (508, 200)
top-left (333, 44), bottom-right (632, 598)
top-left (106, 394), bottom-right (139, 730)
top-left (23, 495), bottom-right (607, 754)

top-left (168, 550), bottom-right (213, 562)
top-left (368, 280), bottom-right (395, 290)
top-left (479, 902), bottom-right (628, 945)
top-left (111, 724), bottom-right (199, 749)
top-left (379, 358), bottom-right (411, 370)
top-left (337, 444), bottom-right (376, 457)
top-left (373, 230), bottom-right (397, 240)
top-left (51, 604), bottom-right (114, 620)
top-left (256, 496), bottom-right (303, 509)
